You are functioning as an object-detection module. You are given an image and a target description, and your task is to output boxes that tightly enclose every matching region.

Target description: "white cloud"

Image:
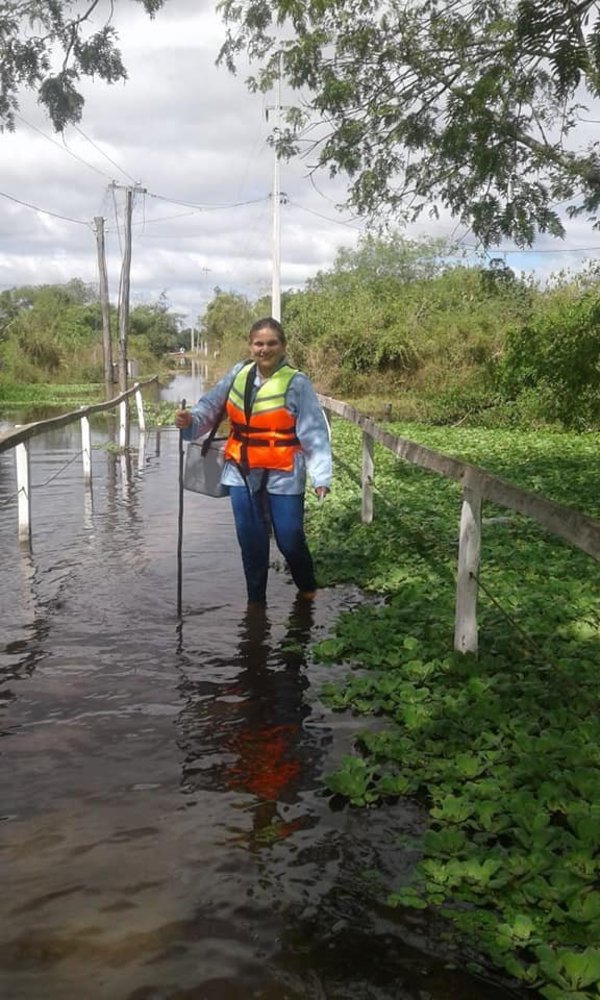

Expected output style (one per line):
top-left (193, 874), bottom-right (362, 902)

top-left (1, 0), bottom-right (599, 329)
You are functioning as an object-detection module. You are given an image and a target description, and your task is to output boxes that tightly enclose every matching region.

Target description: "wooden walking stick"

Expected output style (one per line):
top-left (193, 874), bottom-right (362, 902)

top-left (177, 398), bottom-right (186, 617)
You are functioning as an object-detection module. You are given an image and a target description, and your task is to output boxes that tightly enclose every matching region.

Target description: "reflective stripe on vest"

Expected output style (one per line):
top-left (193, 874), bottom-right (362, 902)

top-left (224, 363), bottom-right (301, 473)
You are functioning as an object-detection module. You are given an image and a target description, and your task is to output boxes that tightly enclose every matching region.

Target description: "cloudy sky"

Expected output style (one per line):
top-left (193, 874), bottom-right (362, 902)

top-left (2, 0), bottom-right (600, 331)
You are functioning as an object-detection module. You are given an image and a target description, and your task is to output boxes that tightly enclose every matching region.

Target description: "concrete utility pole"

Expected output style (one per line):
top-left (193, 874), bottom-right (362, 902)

top-left (271, 69), bottom-right (281, 323)
top-left (267, 54), bottom-right (287, 323)
top-left (94, 216), bottom-right (112, 400)
top-left (192, 266), bottom-right (212, 353)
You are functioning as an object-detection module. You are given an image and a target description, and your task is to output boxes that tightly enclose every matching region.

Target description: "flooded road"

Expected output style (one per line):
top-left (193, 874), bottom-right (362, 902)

top-left (0, 377), bottom-right (528, 999)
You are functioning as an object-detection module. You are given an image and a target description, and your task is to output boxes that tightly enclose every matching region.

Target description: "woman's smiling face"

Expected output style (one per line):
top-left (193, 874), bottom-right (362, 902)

top-left (249, 326), bottom-right (286, 377)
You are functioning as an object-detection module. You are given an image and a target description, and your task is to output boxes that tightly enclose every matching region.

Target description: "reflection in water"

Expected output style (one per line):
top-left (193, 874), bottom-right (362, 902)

top-left (4, 543), bottom-right (60, 688)
top-left (83, 483), bottom-right (93, 530)
top-left (137, 430), bottom-right (146, 472)
top-left (178, 598), bottom-right (320, 851)
top-left (120, 450), bottom-right (131, 503)
top-left (159, 369), bottom-right (205, 405)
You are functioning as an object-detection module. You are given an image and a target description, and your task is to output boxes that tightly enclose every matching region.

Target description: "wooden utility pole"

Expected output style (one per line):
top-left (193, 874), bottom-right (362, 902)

top-left (112, 182), bottom-right (146, 394)
top-left (110, 181), bottom-right (146, 449)
top-left (94, 216), bottom-right (113, 400)
top-left (117, 185), bottom-right (133, 395)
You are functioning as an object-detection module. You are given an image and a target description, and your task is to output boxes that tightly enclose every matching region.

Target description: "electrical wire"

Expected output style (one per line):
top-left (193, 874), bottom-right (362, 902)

top-left (0, 189), bottom-right (91, 226)
top-left (286, 198), bottom-right (365, 230)
top-left (129, 209), bottom-right (208, 226)
top-left (460, 242), bottom-right (600, 254)
top-left (72, 123), bottom-right (139, 185)
top-left (14, 113), bottom-right (112, 181)
top-left (146, 190), bottom-right (270, 211)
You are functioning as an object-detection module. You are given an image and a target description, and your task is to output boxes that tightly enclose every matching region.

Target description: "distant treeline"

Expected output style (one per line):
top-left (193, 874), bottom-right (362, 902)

top-left (3, 233), bottom-right (600, 430)
top-left (200, 234), bottom-right (600, 431)
top-left (0, 280), bottom-right (188, 392)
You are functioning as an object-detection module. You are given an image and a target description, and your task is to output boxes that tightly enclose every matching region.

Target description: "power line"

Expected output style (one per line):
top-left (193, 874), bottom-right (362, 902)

top-left (133, 209), bottom-right (206, 226)
top-left (0, 189), bottom-right (90, 226)
top-left (14, 114), bottom-right (112, 181)
top-left (72, 124), bottom-right (139, 186)
top-left (286, 198), bottom-right (365, 230)
top-left (461, 242), bottom-right (600, 254)
top-left (14, 113), bottom-right (142, 190)
top-left (146, 190), bottom-right (270, 211)
top-left (308, 171), bottom-right (347, 210)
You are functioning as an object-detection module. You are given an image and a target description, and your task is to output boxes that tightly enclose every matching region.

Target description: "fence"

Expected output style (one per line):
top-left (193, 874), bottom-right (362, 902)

top-left (0, 377), bottom-right (158, 548)
top-left (318, 394), bottom-right (600, 656)
top-left (3, 381), bottom-right (598, 654)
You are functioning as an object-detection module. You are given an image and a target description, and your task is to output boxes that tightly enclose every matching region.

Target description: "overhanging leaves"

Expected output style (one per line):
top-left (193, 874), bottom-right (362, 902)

top-left (218, 0), bottom-right (600, 243)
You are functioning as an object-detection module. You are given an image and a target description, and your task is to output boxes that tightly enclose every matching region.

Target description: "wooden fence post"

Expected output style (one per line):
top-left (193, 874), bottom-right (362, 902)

top-left (361, 430), bottom-right (374, 524)
top-left (15, 441), bottom-right (32, 548)
top-left (454, 487), bottom-right (482, 655)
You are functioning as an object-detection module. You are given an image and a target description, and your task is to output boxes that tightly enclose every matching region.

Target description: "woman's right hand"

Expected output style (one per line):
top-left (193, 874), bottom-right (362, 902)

top-left (175, 409), bottom-right (192, 429)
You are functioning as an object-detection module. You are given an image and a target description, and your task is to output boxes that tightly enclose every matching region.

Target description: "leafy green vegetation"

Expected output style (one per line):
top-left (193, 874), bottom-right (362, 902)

top-left (0, 281), bottom-right (185, 394)
top-left (500, 289), bottom-right (600, 430)
top-left (1, 0), bottom-right (165, 132)
top-left (219, 0), bottom-right (600, 245)
top-left (280, 233), bottom-right (599, 431)
top-left (0, 381), bottom-right (104, 408)
top-left (5, 236), bottom-right (600, 437)
top-left (307, 419), bottom-right (600, 999)
top-left (198, 287), bottom-right (273, 366)
top-left (284, 234), bottom-right (531, 404)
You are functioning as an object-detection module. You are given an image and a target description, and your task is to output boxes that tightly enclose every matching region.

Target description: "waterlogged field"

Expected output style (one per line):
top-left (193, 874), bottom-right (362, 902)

top-left (306, 420), bottom-right (600, 1000)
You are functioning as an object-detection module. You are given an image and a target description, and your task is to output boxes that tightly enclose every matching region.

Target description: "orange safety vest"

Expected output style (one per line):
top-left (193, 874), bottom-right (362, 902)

top-left (224, 362), bottom-right (301, 473)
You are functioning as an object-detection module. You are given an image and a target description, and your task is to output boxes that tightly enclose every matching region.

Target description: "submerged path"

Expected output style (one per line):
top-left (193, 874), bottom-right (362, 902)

top-left (0, 420), bottom-right (527, 999)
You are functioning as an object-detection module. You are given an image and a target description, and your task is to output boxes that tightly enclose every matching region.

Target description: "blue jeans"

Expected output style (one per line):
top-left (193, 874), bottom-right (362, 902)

top-left (229, 487), bottom-right (317, 603)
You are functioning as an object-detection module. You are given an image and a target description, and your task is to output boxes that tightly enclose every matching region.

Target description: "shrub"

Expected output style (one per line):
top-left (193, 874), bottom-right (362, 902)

top-left (500, 292), bottom-right (600, 430)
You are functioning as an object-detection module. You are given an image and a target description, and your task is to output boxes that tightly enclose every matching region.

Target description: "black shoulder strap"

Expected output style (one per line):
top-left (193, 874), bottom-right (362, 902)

top-left (200, 368), bottom-right (240, 457)
top-left (243, 363), bottom-right (257, 424)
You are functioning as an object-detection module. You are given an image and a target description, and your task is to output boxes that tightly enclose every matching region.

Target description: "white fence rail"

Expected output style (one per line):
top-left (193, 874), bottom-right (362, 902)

top-left (0, 377), bottom-right (158, 548)
top-left (317, 394), bottom-right (600, 655)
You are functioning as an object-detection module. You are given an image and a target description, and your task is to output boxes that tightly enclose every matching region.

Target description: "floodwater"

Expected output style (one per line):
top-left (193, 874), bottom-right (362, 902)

top-left (0, 374), bottom-right (528, 1000)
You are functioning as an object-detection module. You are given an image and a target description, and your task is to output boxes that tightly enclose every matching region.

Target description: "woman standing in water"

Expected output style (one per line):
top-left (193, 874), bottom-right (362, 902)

top-left (175, 318), bottom-right (331, 606)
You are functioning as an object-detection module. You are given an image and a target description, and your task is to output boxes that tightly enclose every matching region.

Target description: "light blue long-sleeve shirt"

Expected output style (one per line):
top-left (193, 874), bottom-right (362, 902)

top-left (181, 360), bottom-right (332, 495)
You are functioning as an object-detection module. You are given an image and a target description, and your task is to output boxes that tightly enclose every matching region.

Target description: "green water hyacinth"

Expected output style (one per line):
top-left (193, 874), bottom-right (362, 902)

top-left (306, 419), bottom-right (600, 999)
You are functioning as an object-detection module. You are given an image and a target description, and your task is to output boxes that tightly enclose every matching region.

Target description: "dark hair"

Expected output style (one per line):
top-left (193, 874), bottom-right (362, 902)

top-left (248, 317), bottom-right (286, 345)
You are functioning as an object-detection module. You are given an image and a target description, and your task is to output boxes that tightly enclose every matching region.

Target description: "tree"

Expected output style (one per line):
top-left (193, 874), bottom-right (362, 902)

top-left (1, 0), bottom-right (164, 131)
top-left (199, 288), bottom-right (258, 350)
top-left (129, 296), bottom-right (184, 356)
top-left (0, 280), bottom-right (102, 381)
top-left (218, 0), bottom-right (600, 245)
top-left (314, 232), bottom-right (449, 290)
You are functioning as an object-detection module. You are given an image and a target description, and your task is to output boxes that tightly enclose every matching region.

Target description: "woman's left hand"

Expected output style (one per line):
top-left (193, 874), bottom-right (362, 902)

top-left (314, 486), bottom-right (329, 499)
